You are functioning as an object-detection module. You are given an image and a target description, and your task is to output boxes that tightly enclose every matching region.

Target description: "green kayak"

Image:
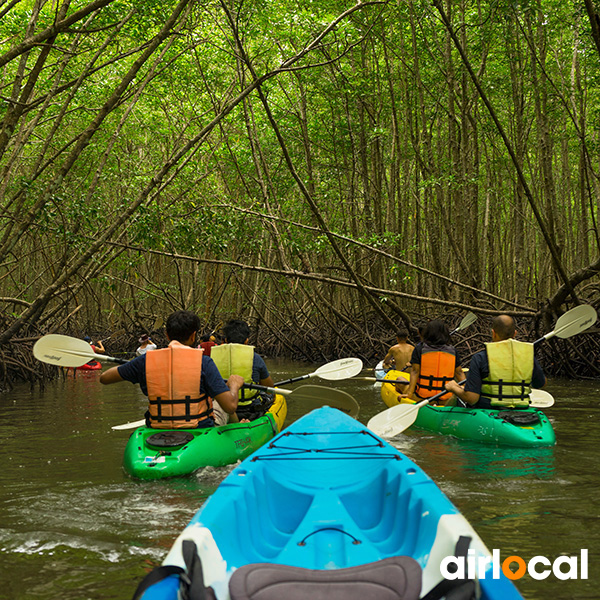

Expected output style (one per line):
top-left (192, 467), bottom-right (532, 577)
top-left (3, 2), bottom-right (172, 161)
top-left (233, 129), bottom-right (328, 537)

top-left (381, 370), bottom-right (555, 447)
top-left (123, 394), bottom-right (287, 479)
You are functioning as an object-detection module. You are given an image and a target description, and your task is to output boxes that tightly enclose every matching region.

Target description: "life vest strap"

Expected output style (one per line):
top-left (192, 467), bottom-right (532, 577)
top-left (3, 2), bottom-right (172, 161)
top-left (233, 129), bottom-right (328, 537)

top-left (482, 379), bottom-right (529, 400)
top-left (149, 395), bottom-right (213, 422)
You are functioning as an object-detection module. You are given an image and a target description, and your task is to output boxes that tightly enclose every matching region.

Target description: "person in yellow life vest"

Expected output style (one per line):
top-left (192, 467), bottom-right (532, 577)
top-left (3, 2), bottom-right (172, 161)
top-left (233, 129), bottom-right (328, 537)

top-left (401, 320), bottom-right (466, 406)
top-left (100, 311), bottom-right (244, 429)
top-left (445, 314), bottom-right (546, 408)
top-left (210, 319), bottom-right (274, 424)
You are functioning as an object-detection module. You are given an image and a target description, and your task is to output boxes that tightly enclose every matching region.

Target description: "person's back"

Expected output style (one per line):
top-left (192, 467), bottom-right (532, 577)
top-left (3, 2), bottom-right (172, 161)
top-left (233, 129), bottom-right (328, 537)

top-left (211, 319), bottom-right (274, 422)
top-left (382, 328), bottom-right (414, 371)
top-left (445, 314), bottom-right (545, 408)
top-left (402, 320), bottom-right (465, 405)
top-left (100, 311), bottom-right (243, 428)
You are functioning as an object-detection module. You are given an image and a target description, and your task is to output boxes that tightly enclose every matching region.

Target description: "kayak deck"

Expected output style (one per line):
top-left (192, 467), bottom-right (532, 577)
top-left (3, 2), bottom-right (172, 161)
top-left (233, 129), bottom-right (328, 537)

top-left (381, 370), bottom-right (556, 447)
top-left (137, 407), bottom-right (523, 600)
top-left (123, 394), bottom-right (287, 479)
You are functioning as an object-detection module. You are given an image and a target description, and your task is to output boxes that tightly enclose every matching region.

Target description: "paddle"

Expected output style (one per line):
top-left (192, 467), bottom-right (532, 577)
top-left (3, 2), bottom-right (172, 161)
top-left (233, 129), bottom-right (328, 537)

top-left (354, 376), bottom-right (409, 385)
top-left (243, 383), bottom-right (360, 417)
top-left (529, 389), bottom-right (554, 408)
top-left (112, 384), bottom-right (360, 430)
top-left (368, 305), bottom-right (596, 438)
top-left (367, 381), bottom-right (466, 438)
top-left (533, 304), bottom-right (597, 343)
top-left (450, 311), bottom-right (477, 335)
top-left (33, 334), bottom-right (128, 368)
top-left (273, 358), bottom-right (363, 386)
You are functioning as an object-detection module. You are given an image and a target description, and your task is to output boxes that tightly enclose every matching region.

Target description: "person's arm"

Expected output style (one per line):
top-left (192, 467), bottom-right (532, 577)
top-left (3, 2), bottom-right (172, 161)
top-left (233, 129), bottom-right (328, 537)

top-left (213, 374), bottom-right (244, 414)
top-left (401, 363), bottom-right (420, 399)
top-left (100, 366), bottom-right (123, 384)
top-left (531, 359), bottom-right (546, 389)
top-left (454, 365), bottom-right (466, 382)
top-left (254, 354), bottom-right (274, 387)
top-left (94, 340), bottom-right (106, 354)
top-left (445, 380), bottom-right (479, 406)
top-left (382, 349), bottom-right (394, 369)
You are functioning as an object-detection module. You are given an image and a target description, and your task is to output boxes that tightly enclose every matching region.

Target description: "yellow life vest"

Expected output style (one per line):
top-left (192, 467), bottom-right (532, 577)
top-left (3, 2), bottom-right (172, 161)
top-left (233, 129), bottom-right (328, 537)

top-left (145, 340), bottom-right (213, 428)
top-left (481, 339), bottom-right (533, 408)
top-left (416, 343), bottom-right (456, 402)
top-left (210, 343), bottom-right (256, 405)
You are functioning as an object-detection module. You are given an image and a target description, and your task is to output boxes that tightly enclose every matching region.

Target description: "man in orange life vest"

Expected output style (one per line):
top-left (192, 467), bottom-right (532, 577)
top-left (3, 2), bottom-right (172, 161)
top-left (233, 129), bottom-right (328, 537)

top-left (401, 319), bottom-right (466, 406)
top-left (100, 310), bottom-right (244, 428)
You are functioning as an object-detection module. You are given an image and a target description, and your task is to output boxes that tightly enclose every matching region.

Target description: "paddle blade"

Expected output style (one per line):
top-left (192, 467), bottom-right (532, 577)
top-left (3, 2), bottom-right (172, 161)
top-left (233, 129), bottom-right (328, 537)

top-left (112, 419), bottom-right (146, 431)
top-left (33, 334), bottom-right (96, 367)
top-left (291, 385), bottom-right (360, 418)
top-left (529, 389), bottom-right (554, 408)
top-left (367, 400), bottom-right (427, 438)
top-left (453, 311), bottom-right (477, 333)
top-left (553, 305), bottom-right (597, 339)
top-left (314, 358), bottom-right (363, 381)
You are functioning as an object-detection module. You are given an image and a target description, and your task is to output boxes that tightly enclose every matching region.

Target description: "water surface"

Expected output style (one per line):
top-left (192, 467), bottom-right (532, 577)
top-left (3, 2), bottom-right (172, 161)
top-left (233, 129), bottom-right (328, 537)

top-left (0, 362), bottom-right (597, 599)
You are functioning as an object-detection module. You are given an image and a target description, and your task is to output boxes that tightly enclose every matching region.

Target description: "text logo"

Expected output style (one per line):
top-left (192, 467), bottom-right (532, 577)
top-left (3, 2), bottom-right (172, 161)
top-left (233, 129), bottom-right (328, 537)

top-left (440, 549), bottom-right (588, 581)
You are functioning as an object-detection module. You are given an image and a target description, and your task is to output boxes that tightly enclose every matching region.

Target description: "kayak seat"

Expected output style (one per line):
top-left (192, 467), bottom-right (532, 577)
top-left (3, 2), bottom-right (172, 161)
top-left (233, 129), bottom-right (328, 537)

top-left (146, 431), bottom-right (194, 448)
top-left (229, 556), bottom-right (422, 600)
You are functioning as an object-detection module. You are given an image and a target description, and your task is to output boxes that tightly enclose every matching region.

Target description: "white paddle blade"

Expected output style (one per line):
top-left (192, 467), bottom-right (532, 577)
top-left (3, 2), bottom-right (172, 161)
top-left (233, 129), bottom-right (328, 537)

top-left (552, 305), bottom-right (597, 339)
top-left (529, 389), bottom-right (555, 408)
top-left (314, 358), bottom-right (363, 381)
top-left (367, 400), bottom-right (429, 438)
top-left (458, 311), bottom-right (477, 330)
top-left (33, 334), bottom-right (96, 367)
top-left (112, 419), bottom-right (146, 431)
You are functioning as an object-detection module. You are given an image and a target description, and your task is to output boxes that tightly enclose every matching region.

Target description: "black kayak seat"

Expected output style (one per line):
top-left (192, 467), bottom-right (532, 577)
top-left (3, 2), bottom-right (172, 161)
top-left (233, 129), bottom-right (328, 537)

top-left (146, 431), bottom-right (194, 448)
top-left (229, 556), bottom-right (422, 600)
top-left (497, 411), bottom-right (540, 426)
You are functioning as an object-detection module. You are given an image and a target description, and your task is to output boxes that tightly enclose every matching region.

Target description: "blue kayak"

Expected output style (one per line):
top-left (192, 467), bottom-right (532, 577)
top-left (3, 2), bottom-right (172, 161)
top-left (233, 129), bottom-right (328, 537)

top-left (134, 407), bottom-right (524, 600)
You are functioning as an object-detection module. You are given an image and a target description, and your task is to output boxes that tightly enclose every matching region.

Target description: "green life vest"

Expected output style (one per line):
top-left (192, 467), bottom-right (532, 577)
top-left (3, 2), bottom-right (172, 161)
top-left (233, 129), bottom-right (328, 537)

top-left (210, 343), bottom-right (256, 405)
top-left (480, 339), bottom-right (533, 408)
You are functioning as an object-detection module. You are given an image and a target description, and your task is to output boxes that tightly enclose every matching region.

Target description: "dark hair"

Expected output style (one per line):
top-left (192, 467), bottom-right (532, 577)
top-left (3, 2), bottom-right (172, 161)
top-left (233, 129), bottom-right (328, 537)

top-left (423, 319), bottom-right (451, 346)
top-left (396, 327), bottom-right (409, 340)
top-left (200, 333), bottom-right (211, 342)
top-left (492, 315), bottom-right (516, 340)
top-left (166, 310), bottom-right (200, 343)
top-left (223, 319), bottom-right (250, 344)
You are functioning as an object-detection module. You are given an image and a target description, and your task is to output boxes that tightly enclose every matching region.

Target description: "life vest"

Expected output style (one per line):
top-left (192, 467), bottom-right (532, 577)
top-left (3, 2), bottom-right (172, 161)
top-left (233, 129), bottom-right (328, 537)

top-left (145, 340), bottom-right (213, 429)
top-left (480, 339), bottom-right (533, 408)
top-left (210, 343), bottom-right (256, 406)
top-left (416, 343), bottom-right (456, 402)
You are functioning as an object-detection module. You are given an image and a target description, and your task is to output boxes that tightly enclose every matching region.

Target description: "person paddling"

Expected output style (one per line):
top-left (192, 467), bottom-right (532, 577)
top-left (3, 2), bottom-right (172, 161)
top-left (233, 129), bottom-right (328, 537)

top-left (210, 319), bottom-right (275, 424)
top-left (136, 334), bottom-right (157, 356)
top-left (382, 327), bottom-right (414, 372)
top-left (445, 314), bottom-right (545, 408)
top-left (401, 320), bottom-right (466, 406)
top-left (100, 310), bottom-right (243, 429)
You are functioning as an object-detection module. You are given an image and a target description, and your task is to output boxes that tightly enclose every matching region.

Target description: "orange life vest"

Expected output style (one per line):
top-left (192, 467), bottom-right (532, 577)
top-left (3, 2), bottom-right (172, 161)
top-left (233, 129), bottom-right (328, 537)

top-left (416, 343), bottom-right (456, 402)
top-left (145, 341), bottom-right (213, 429)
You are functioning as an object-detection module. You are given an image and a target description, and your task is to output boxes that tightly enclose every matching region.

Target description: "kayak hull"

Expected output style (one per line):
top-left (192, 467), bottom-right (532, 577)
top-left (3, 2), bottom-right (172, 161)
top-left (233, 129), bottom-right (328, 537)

top-left (381, 370), bottom-right (555, 447)
top-left (123, 394), bottom-right (287, 479)
top-left (137, 407), bottom-right (523, 600)
top-left (76, 361), bottom-right (102, 371)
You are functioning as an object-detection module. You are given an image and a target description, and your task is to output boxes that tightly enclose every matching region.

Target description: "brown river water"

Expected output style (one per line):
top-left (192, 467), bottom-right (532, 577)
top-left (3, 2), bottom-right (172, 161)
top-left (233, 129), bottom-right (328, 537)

top-left (0, 359), bottom-right (598, 600)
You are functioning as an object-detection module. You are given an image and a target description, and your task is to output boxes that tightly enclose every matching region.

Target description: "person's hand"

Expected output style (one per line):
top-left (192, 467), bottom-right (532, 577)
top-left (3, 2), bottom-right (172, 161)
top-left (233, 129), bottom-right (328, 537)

top-left (445, 380), bottom-right (460, 394)
top-left (226, 374), bottom-right (244, 392)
